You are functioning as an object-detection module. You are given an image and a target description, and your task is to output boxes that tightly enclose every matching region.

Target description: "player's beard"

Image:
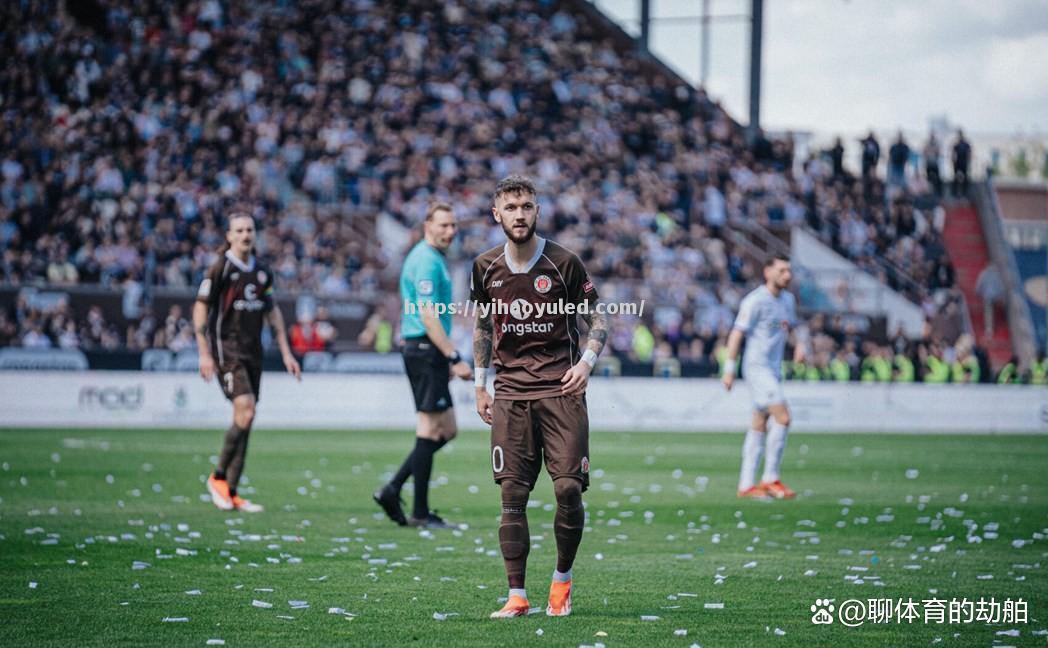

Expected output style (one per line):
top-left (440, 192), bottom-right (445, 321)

top-left (501, 219), bottom-right (536, 244)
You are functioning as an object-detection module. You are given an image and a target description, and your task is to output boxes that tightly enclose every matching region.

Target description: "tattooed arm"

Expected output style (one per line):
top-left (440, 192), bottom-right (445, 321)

top-left (561, 300), bottom-right (607, 395)
top-left (473, 307), bottom-right (494, 424)
top-left (581, 306), bottom-right (608, 358)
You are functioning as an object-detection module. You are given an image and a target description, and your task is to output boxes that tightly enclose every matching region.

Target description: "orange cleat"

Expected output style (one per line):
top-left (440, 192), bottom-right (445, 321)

top-left (546, 579), bottom-right (573, 617)
top-left (207, 474), bottom-right (234, 510)
top-left (490, 594), bottom-right (530, 619)
top-left (232, 495), bottom-right (264, 513)
top-left (759, 480), bottom-right (796, 500)
top-left (737, 484), bottom-right (769, 499)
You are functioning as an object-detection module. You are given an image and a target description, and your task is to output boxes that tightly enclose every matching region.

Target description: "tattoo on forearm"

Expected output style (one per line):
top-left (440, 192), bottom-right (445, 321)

top-left (196, 323), bottom-right (208, 336)
top-left (474, 314), bottom-right (493, 368)
top-left (582, 309), bottom-right (608, 356)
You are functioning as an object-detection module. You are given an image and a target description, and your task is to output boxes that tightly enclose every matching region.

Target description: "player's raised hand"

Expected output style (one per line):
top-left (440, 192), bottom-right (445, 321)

top-left (560, 361), bottom-right (592, 395)
top-left (721, 373), bottom-right (735, 391)
top-left (199, 353), bottom-right (215, 382)
top-left (475, 387), bottom-right (494, 425)
top-left (452, 361), bottom-right (473, 381)
top-left (283, 353), bottom-right (302, 381)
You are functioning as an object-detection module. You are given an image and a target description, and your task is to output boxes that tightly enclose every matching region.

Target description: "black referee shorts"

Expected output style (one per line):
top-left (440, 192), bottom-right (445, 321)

top-left (402, 337), bottom-right (453, 413)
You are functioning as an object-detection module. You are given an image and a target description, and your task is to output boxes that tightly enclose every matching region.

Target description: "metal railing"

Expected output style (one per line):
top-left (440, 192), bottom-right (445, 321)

top-left (973, 178), bottom-right (1038, 368)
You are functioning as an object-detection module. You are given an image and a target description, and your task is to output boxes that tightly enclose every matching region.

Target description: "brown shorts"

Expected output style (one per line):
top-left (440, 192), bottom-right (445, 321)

top-left (490, 394), bottom-right (590, 492)
top-left (218, 359), bottom-right (261, 402)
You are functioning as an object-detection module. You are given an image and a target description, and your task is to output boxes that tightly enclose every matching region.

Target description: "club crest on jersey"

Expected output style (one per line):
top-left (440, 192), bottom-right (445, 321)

top-left (580, 456), bottom-right (590, 474)
top-left (231, 272), bottom-right (240, 280)
top-left (258, 270), bottom-right (267, 284)
top-left (417, 279), bottom-right (434, 296)
top-left (534, 274), bottom-right (552, 294)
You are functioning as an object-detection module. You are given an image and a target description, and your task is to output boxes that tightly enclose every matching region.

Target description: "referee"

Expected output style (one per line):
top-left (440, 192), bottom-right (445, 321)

top-left (374, 202), bottom-right (472, 528)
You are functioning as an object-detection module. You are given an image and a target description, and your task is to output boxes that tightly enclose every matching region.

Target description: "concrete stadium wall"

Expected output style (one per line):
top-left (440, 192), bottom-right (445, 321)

top-left (1, 371), bottom-right (1045, 434)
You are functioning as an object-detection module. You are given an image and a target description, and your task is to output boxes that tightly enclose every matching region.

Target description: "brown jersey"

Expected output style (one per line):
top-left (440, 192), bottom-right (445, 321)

top-left (470, 238), bottom-right (598, 400)
top-left (196, 251), bottom-right (274, 363)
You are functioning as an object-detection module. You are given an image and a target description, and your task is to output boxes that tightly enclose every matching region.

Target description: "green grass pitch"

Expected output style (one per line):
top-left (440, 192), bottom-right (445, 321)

top-left (1, 428), bottom-right (1045, 647)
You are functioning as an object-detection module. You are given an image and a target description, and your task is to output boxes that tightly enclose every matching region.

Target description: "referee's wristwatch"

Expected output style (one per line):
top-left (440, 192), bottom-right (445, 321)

top-left (447, 350), bottom-right (462, 365)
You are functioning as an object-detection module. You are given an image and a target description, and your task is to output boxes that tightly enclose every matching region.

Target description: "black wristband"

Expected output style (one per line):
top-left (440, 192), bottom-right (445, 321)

top-left (448, 350), bottom-right (462, 365)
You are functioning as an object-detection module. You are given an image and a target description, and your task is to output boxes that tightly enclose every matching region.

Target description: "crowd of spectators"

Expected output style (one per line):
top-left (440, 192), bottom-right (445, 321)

top-left (0, 292), bottom-right (198, 353)
top-left (1, 0), bottom-right (997, 378)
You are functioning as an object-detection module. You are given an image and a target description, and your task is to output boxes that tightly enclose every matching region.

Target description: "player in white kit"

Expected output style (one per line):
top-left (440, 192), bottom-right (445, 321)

top-left (722, 255), bottom-right (805, 499)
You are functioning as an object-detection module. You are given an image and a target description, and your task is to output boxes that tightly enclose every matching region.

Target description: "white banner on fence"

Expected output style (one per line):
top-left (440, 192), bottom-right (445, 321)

top-left (0, 371), bottom-right (1045, 434)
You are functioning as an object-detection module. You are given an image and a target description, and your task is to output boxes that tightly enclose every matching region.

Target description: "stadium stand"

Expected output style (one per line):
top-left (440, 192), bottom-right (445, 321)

top-left (0, 0), bottom-right (1010, 382)
top-left (942, 203), bottom-right (1012, 368)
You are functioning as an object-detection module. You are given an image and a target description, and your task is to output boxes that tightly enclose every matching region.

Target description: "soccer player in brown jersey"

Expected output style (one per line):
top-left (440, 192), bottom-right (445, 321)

top-left (193, 213), bottom-right (301, 513)
top-left (471, 175), bottom-right (608, 618)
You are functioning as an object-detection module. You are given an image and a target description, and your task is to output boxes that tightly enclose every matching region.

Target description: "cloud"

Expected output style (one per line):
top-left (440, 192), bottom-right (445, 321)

top-left (594, 0), bottom-right (1048, 133)
top-left (982, 33), bottom-right (1048, 104)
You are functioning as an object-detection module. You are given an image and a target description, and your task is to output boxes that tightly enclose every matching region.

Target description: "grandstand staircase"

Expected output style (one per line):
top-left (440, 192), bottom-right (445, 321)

top-left (943, 202), bottom-right (1013, 367)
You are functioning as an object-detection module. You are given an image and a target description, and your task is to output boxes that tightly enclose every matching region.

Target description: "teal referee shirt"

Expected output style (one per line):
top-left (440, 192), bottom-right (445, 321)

top-left (400, 240), bottom-right (453, 339)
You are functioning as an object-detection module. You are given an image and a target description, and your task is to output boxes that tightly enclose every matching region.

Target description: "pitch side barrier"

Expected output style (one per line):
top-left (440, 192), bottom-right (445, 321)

top-left (1, 372), bottom-right (1045, 434)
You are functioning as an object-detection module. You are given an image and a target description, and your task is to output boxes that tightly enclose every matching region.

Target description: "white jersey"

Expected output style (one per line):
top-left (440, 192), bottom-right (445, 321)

top-left (733, 285), bottom-right (797, 377)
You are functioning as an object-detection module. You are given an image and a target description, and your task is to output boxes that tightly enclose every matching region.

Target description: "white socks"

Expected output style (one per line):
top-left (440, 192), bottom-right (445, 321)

top-left (762, 419), bottom-right (789, 483)
top-left (552, 569), bottom-right (572, 583)
top-left (738, 429), bottom-right (765, 491)
top-left (509, 588), bottom-right (527, 600)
